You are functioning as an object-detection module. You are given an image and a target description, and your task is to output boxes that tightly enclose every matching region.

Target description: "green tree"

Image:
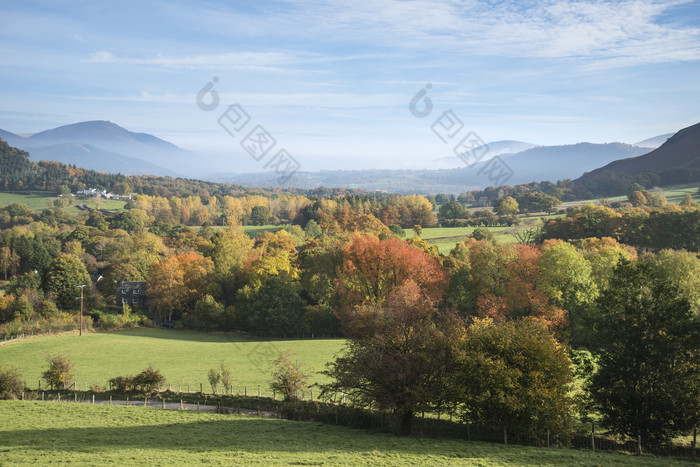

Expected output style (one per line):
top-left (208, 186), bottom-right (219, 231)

top-left (589, 261), bottom-right (700, 440)
top-left (270, 350), bottom-right (308, 401)
top-left (438, 201), bottom-right (466, 221)
top-left (538, 241), bottom-right (597, 340)
top-left (452, 318), bottom-right (573, 437)
top-left (304, 219), bottom-right (322, 238)
top-left (42, 354), bottom-right (73, 390)
top-left (495, 196), bottom-right (519, 217)
top-left (45, 254), bottom-right (90, 310)
top-left (242, 277), bottom-right (306, 337)
top-left (0, 247), bottom-right (20, 280)
top-left (0, 364), bottom-right (26, 399)
top-left (209, 227), bottom-right (253, 277)
top-left (250, 205), bottom-right (271, 226)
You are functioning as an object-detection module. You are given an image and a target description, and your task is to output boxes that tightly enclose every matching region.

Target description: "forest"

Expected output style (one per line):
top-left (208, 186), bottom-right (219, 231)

top-left (1, 136), bottom-right (699, 442)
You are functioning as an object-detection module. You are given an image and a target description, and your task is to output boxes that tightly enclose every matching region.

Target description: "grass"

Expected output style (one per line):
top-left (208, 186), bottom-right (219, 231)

top-left (0, 328), bottom-right (345, 394)
top-left (0, 402), bottom-right (688, 466)
top-left (0, 192), bottom-right (127, 215)
top-left (405, 226), bottom-right (518, 255)
top-left (0, 192), bottom-right (58, 211)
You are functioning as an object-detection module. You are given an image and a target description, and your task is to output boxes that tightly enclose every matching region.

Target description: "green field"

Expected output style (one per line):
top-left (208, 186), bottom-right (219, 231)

top-left (0, 192), bottom-right (58, 211)
top-left (0, 328), bottom-right (345, 394)
top-left (406, 226), bottom-right (518, 254)
top-left (0, 402), bottom-right (686, 466)
top-left (0, 192), bottom-right (127, 215)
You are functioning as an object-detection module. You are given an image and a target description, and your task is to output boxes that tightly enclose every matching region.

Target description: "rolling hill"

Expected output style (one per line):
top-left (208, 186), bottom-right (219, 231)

top-left (578, 122), bottom-right (700, 182)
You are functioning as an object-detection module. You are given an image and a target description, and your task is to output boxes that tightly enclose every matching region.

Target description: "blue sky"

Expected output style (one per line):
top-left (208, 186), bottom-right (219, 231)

top-left (1, 0), bottom-right (700, 173)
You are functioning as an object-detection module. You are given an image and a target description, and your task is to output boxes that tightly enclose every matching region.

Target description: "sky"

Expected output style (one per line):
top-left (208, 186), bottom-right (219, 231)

top-left (1, 0), bottom-right (700, 174)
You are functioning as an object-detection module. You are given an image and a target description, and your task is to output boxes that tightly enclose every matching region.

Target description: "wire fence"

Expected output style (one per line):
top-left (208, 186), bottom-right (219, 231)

top-left (15, 385), bottom-right (699, 460)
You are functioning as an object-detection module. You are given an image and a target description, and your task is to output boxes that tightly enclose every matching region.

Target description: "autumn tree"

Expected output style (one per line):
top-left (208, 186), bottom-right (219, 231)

top-left (270, 350), bottom-right (308, 401)
top-left (209, 227), bottom-right (253, 277)
top-left (147, 252), bottom-right (214, 322)
top-left (335, 234), bottom-right (446, 313)
top-left (451, 318), bottom-right (572, 437)
top-left (495, 196), bottom-right (519, 217)
top-left (323, 281), bottom-right (451, 435)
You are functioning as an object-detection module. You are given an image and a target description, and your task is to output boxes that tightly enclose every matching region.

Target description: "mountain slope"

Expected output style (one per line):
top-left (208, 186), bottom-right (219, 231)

top-left (26, 120), bottom-right (192, 169)
top-left (27, 142), bottom-right (179, 176)
top-left (432, 140), bottom-right (538, 168)
top-left (0, 129), bottom-right (27, 148)
top-left (580, 122), bottom-right (700, 181)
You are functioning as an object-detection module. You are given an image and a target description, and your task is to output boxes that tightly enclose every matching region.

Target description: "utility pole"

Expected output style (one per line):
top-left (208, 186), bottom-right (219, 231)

top-left (77, 284), bottom-right (86, 336)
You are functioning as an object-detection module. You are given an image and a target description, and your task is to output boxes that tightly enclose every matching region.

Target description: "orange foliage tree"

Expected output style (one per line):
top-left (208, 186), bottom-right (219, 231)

top-left (336, 235), bottom-right (447, 313)
top-left (147, 252), bottom-right (214, 322)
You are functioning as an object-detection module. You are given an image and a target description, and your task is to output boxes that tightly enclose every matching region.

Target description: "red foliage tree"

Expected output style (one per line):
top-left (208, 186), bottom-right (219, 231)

top-left (336, 235), bottom-right (447, 313)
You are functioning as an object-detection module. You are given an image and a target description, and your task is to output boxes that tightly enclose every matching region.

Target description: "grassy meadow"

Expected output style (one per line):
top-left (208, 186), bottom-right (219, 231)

top-left (0, 328), bottom-right (345, 393)
top-left (0, 401), bottom-right (689, 466)
top-left (406, 226), bottom-right (518, 254)
top-left (0, 192), bottom-right (127, 215)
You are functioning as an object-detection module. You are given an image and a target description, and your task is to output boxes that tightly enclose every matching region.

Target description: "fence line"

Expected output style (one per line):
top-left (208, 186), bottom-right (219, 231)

top-left (16, 385), bottom-right (698, 459)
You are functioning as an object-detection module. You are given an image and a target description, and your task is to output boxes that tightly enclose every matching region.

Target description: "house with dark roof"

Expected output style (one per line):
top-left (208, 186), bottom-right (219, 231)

top-left (116, 281), bottom-right (147, 307)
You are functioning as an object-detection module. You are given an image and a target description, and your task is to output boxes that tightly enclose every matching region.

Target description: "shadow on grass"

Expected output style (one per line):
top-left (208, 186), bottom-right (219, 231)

top-left (107, 328), bottom-right (259, 343)
top-left (0, 403), bottom-right (677, 466)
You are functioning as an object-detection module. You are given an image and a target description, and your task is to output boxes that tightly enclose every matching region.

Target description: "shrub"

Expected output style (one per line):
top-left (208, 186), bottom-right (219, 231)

top-left (133, 366), bottom-right (166, 394)
top-left (208, 367), bottom-right (221, 394)
top-left (0, 364), bottom-right (26, 399)
top-left (109, 375), bottom-right (137, 392)
top-left (109, 366), bottom-right (166, 394)
top-left (270, 350), bottom-right (308, 401)
top-left (42, 354), bottom-right (73, 390)
top-left (219, 362), bottom-right (233, 395)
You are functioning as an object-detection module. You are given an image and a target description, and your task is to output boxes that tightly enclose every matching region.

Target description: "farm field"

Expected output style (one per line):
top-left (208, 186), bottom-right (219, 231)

top-left (0, 328), bottom-right (345, 393)
top-left (0, 192), bottom-right (127, 215)
top-left (0, 401), bottom-right (687, 466)
top-left (406, 226), bottom-right (518, 254)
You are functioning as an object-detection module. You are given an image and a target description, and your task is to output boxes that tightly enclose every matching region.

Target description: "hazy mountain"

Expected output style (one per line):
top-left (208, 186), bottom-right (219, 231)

top-left (0, 120), bottom-right (196, 177)
top-left (579, 122), bottom-right (700, 181)
top-left (213, 142), bottom-right (650, 194)
top-left (27, 142), bottom-right (179, 176)
top-left (634, 133), bottom-right (674, 149)
top-left (25, 120), bottom-right (193, 170)
top-left (486, 142), bottom-right (650, 185)
top-left (432, 140), bottom-right (538, 168)
top-left (0, 129), bottom-right (27, 148)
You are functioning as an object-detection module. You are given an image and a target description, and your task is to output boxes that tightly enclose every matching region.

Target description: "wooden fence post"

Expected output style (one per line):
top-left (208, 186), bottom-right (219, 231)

top-left (162, 399), bottom-right (165, 409)
top-left (244, 386), bottom-right (247, 396)
top-left (692, 427), bottom-right (696, 459)
top-left (42, 392), bottom-right (45, 401)
top-left (109, 396), bottom-right (112, 405)
top-left (503, 427), bottom-right (507, 445)
top-left (547, 429), bottom-right (550, 448)
top-left (126, 396), bottom-right (129, 406)
top-left (591, 422), bottom-right (595, 451)
top-left (258, 386), bottom-right (261, 398)
top-left (180, 400), bottom-right (183, 410)
top-left (200, 383), bottom-right (203, 393)
top-left (57, 393), bottom-right (61, 402)
top-left (92, 395), bottom-right (95, 404)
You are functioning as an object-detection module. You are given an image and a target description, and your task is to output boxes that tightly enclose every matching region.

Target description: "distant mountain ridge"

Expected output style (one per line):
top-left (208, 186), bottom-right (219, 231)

top-left (213, 141), bottom-right (652, 194)
top-left (0, 121), bottom-right (190, 177)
